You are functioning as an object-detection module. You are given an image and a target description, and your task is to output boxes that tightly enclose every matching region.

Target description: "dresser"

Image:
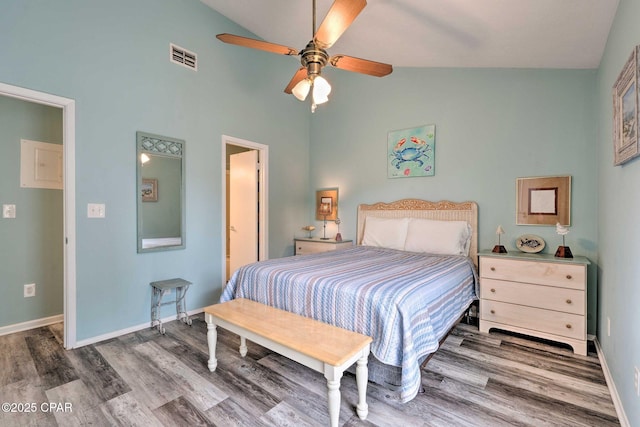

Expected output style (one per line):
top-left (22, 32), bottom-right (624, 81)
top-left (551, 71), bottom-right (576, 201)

top-left (478, 251), bottom-right (590, 355)
top-left (294, 238), bottom-right (353, 255)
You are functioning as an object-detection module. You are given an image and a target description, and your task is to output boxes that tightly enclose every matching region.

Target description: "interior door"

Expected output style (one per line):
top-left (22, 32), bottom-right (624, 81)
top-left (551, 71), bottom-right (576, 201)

top-left (229, 150), bottom-right (258, 277)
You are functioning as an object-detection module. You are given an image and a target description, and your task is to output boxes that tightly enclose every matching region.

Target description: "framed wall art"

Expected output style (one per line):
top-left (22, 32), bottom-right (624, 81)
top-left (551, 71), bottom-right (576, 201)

top-left (315, 188), bottom-right (338, 221)
top-left (141, 178), bottom-right (158, 202)
top-left (516, 175), bottom-right (571, 226)
top-left (613, 45), bottom-right (640, 166)
top-left (387, 124), bottom-right (435, 178)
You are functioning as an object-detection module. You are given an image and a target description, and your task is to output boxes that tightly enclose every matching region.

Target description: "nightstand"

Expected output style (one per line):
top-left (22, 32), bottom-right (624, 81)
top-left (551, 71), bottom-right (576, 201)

top-left (294, 238), bottom-right (353, 255)
top-left (478, 251), bottom-right (590, 355)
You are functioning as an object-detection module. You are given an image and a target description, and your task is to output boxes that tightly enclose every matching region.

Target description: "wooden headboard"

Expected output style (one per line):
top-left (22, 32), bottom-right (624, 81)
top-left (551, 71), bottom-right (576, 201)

top-left (356, 199), bottom-right (479, 267)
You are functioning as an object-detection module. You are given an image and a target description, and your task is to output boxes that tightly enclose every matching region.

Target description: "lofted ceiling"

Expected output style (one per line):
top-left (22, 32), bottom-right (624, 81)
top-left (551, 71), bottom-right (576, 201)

top-left (201, 0), bottom-right (619, 69)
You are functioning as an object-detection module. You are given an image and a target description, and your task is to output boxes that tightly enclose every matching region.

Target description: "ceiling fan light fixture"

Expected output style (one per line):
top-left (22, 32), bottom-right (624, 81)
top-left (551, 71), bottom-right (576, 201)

top-left (216, 0), bottom-right (393, 111)
top-left (292, 78), bottom-right (311, 101)
top-left (312, 75), bottom-right (331, 105)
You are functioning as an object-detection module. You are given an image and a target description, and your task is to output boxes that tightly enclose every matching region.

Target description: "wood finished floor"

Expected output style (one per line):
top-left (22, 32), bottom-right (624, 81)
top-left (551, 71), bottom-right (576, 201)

top-left (0, 315), bottom-right (619, 426)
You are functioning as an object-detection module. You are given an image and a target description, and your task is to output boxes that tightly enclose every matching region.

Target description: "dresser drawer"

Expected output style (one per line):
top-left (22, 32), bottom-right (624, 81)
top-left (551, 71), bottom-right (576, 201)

top-left (479, 257), bottom-right (585, 290)
top-left (295, 240), bottom-right (352, 255)
top-left (296, 241), bottom-right (334, 255)
top-left (480, 278), bottom-right (585, 315)
top-left (480, 300), bottom-right (585, 340)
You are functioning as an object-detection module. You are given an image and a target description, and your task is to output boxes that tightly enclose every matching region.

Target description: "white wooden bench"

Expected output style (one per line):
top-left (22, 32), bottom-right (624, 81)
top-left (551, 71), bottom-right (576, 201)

top-left (204, 298), bottom-right (372, 427)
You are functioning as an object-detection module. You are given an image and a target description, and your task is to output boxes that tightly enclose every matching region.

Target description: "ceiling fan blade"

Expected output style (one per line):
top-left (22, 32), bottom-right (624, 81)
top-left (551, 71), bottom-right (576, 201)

top-left (330, 55), bottom-right (392, 77)
top-left (314, 0), bottom-right (367, 49)
top-left (284, 67), bottom-right (308, 94)
top-left (217, 33), bottom-right (299, 56)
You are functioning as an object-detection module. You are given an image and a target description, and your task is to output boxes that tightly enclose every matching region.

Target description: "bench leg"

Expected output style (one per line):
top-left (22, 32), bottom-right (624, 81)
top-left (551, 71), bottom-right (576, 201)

top-left (206, 321), bottom-right (218, 372)
top-left (324, 367), bottom-right (343, 427)
top-left (239, 336), bottom-right (248, 357)
top-left (355, 352), bottom-right (369, 420)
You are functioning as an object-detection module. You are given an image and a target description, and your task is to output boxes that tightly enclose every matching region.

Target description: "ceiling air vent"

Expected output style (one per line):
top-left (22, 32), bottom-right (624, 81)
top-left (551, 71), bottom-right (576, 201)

top-left (170, 43), bottom-right (197, 71)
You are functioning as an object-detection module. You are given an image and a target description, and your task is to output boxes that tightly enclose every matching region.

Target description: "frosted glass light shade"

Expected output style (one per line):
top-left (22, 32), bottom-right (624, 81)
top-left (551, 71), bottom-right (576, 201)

top-left (292, 78), bottom-right (311, 101)
top-left (312, 76), bottom-right (331, 104)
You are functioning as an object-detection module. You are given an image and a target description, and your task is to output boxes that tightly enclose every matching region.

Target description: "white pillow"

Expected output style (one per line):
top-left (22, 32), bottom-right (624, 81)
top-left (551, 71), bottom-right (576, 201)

top-left (361, 217), bottom-right (409, 250)
top-left (404, 218), bottom-right (471, 256)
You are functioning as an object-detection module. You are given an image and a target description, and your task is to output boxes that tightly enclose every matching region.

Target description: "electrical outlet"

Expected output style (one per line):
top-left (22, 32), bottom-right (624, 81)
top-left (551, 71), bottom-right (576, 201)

top-left (24, 283), bottom-right (35, 298)
top-left (634, 366), bottom-right (639, 396)
top-left (87, 203), bottom-right (106, 218)
top-left (2, 204), bottom-right (16, 219)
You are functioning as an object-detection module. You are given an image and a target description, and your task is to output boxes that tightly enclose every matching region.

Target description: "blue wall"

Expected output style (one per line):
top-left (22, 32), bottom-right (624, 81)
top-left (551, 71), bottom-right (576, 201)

top-left (596, 0), bottom-right (640, 424)
top-left (309, 67), bottom-right (598, 333)
top-left (0, 0), bottom-right (310, 340)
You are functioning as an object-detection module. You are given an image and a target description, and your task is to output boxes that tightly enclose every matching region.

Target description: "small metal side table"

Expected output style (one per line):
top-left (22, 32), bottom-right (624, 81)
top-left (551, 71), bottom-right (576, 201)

top-left (150, 278), bottom-right (193, 334)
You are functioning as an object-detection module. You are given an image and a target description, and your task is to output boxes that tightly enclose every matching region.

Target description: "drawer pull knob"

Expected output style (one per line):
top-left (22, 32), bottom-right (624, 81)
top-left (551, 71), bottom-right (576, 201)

top-left (566, 274), bottom-right (572, 280)
top-left (566, 299), bottom-right (572, 304)
top-left (490, 288), bottom-right (496, 293)
top-left (490, 309), bottom-right (495, 314)
top-left (566, 324), bottom-right (572, 329)
top-left (490, 267), bottom-right (496, 271)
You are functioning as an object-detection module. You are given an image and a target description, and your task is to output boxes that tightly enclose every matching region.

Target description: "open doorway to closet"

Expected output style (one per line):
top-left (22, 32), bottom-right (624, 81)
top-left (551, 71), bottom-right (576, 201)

top-left (222, 135), bottom-right (268, 288)
top-left (0, 82), bottom-right (76, 349)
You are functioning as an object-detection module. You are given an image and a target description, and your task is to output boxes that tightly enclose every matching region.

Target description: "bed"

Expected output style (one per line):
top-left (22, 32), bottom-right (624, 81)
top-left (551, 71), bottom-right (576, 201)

top-left (220, 199), bottom-right (479, 402)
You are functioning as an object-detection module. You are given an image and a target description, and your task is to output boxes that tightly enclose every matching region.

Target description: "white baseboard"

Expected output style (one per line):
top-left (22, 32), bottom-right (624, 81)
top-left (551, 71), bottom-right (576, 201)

top-left (594, 337), bottom-right (630, 427)
top-left (0, 314), bottom-right (64, 337)
top-left (74, 307), bottom-right (205, 348)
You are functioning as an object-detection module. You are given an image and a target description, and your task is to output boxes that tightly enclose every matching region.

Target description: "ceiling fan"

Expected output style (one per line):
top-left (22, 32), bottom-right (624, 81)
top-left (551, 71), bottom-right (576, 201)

top-left (216, 0), bottom-right (393, 111)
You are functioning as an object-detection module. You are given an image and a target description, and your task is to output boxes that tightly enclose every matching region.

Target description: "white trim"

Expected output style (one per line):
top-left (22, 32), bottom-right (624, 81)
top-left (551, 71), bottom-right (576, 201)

top-left (0, 314), bottom-right (64, 337)
top-left (74, 308), bottom-right (205, 348)
top-left (0, 82), bottom-right (76, 349)
top-left (594, 337), bottom-right (630, 427)
top-left (221, 135), bottom-right (269, 291)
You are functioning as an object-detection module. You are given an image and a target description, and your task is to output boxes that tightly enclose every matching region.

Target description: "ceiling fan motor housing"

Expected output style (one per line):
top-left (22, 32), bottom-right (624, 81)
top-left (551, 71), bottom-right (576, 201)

top-left (300, 41), bottom-right (329, 77)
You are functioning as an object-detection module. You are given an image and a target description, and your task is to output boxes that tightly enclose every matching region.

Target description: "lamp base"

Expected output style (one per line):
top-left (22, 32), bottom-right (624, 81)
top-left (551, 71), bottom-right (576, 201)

top-left (334, 233), bottom-right (342, 242)
top-left (492, 245), bottom-right (507, 253)
top-left (555, 246), bottom-right (573, 258)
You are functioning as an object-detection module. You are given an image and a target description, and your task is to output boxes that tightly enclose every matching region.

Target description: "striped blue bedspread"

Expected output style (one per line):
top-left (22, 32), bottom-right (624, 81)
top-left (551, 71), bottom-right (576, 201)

top-left (221, 246), bottom-right (478, 402)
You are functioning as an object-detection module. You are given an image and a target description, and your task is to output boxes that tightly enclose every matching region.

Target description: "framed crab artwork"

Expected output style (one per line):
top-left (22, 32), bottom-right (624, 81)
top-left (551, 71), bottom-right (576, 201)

top-left (387, 124), bottom-right (435, 178)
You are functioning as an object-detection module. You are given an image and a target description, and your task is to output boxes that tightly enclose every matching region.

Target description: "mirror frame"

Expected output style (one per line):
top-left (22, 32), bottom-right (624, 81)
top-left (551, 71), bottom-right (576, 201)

top-left (136, 131), bottom-right (186, 253)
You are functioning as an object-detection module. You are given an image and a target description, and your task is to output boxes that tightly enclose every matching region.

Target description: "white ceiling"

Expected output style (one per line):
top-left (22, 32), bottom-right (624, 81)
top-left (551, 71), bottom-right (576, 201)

top-left (201, 0), bottom-right (619, 69)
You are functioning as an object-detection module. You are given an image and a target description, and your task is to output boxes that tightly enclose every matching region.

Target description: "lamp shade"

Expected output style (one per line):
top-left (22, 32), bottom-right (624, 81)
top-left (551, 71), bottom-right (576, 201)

top-left (312, 75), bottom-right (331, 105)
top-left (292, 78), bottom-right (311, 101)
top-left (319, 202), bottom-right (331, 215)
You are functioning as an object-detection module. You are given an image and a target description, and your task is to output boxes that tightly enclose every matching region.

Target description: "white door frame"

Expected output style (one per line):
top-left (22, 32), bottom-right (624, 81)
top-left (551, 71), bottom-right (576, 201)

top-left (221, 135), bottom-right (268, 291)
top-left (0, 82), bottom-right (76, 349)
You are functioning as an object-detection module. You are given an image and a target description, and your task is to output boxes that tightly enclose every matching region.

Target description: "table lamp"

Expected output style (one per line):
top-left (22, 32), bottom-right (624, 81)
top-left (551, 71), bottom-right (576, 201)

top-left (319, 202), bottom-right (331, 240)
top-left (554, 223), bottom-right (573, 258)
top-left (492, 225), bottom-right (507, 253)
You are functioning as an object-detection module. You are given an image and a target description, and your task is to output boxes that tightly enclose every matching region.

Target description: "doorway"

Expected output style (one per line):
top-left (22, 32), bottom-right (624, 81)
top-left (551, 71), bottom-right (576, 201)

top-left (221, 135), bottom-right (268, 288)
top-left (0, 82), bottom-right (76, 349)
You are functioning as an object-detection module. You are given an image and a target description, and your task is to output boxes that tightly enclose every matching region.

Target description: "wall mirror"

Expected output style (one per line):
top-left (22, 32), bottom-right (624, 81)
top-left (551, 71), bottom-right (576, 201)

top-left (137, 131), bottom-right (186, 252)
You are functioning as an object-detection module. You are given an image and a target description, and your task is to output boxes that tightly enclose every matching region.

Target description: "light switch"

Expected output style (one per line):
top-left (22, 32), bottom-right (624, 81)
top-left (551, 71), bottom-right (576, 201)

top-left (87, 203), bottom-right (106, 218)
top-left (3, 204), bottom-right (16, 219)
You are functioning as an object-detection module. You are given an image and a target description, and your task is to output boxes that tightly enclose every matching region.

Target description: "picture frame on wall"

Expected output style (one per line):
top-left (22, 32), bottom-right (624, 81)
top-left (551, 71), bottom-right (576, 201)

top-left (315, 188), bottom-right (338, 221)
top-left (387, 124), bottom-right (435, 178)
top-left (516, 175), bottom-right (571, 226)
top-left (612, 45), bottom-right (640, 166)
top-left (141, 178), bottom-right (158, 202)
